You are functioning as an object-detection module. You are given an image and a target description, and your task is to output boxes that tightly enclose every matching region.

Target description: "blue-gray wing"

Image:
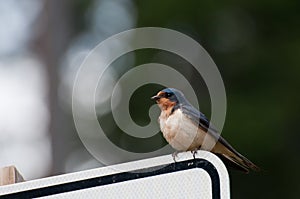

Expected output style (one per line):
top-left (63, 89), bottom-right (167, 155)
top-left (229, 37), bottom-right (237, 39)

top-left (180, 104), bottom-right (216, 134)
top-left (180, 104), bottom-right (239, 154)
top-left (179, 103), bottom-right (260, 172)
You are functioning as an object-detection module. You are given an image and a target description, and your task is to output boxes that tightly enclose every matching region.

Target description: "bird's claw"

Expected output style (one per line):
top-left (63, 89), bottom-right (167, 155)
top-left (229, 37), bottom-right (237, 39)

top-left (191, 149), bottom-right (198, 159)
top-left (172, 151), bottom-right (179, 162)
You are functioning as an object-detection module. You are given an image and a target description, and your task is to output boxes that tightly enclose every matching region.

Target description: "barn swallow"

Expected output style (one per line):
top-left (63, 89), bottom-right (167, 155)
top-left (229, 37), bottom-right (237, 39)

top-left (151, 88), bottom-right (259, 173)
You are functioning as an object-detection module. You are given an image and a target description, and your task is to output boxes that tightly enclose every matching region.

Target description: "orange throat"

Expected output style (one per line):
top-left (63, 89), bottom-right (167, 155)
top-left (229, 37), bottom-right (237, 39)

top-left (157, 98), bottom-right (176, 117)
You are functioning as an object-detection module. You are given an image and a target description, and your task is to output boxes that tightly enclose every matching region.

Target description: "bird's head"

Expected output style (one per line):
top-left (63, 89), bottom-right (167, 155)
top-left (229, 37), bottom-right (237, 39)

top-left (151, 88), bottom-right (187, 110)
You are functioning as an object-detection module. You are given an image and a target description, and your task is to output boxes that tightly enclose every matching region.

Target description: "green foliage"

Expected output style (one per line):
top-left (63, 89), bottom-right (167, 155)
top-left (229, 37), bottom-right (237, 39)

top-left (132, 0), bottom-right (300, 198)
top-left (71, 0), bottom-right (300, 197)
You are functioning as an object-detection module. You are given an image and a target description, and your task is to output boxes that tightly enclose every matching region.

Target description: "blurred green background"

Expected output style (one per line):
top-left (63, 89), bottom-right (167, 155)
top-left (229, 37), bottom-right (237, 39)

top-left (0, 0), bottom-right (299, 198)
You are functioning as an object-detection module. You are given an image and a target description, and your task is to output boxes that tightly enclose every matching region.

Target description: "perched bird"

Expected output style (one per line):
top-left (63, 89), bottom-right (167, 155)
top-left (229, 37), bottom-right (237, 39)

top-left (151, 88), bottom-right (259, 173)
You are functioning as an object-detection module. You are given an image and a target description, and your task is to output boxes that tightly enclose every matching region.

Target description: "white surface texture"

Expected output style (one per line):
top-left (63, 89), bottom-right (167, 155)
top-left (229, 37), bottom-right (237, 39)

top-left (0, 151), bottom-right (230, 198)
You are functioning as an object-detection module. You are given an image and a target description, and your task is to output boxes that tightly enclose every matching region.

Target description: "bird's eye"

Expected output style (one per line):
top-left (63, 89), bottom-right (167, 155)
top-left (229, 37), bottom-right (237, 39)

top-left (165, 92), bottom-right (173, 98)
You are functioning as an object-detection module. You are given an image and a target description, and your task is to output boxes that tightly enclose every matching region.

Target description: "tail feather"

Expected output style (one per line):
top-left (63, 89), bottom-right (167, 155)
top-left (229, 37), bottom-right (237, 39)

top-left (212, 141), bottom-right (260, 173)
top-left (215, 154), bottom-right (249, 173)
top-left (220, 152), bottom-right (260, 173)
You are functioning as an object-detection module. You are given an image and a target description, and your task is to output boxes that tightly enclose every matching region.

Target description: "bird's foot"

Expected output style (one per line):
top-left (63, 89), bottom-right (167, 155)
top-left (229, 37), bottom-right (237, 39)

top-left (191, 149), bottom-right (198, 159)
top-left (172, 151), bottom-right (179, 162)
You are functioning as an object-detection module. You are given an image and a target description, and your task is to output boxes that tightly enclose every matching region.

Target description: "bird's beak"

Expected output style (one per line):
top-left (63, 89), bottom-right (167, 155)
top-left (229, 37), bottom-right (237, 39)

top-left (151, 95), bottom-right (161, 100)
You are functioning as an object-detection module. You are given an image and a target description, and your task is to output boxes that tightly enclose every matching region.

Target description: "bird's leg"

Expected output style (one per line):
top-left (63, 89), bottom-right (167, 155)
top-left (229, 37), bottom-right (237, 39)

top-left (172, 151), bottom-right (179, 162)
top-left (191, 149), bottom-right (198, 159)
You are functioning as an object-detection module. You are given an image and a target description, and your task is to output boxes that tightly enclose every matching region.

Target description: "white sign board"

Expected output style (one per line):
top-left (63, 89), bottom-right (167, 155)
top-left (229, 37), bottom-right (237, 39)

top-left (0, 151), bottom-right (230, 199)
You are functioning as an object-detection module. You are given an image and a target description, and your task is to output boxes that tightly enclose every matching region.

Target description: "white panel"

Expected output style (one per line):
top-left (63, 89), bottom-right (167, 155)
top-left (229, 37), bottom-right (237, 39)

top-left (0, 151), bottom-right (230, 198)
top-left (43, 169), bottom-right (212, 199)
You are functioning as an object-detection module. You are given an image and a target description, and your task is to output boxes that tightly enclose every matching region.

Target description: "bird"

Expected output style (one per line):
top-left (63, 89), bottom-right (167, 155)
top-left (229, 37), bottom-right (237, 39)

top-left (151, 88), bottom-right (259, 173)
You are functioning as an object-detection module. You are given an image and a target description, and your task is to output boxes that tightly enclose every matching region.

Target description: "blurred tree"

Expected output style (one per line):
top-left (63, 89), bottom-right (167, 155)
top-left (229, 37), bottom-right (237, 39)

top-left (32, 0), bottom-right (76, 174)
